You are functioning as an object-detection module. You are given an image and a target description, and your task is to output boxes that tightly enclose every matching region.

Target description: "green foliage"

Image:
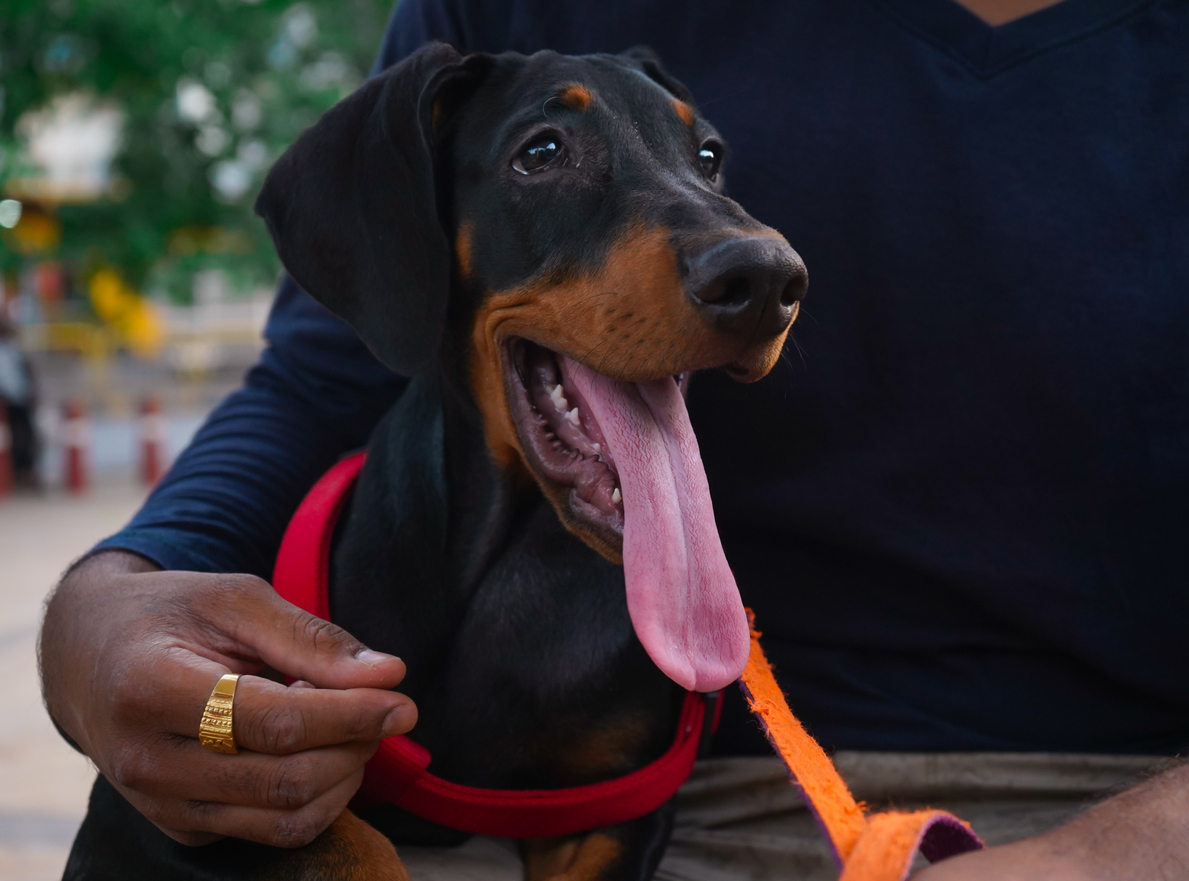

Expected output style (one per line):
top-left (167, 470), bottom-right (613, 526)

top-left (0, 0), bottom-right (392, 300)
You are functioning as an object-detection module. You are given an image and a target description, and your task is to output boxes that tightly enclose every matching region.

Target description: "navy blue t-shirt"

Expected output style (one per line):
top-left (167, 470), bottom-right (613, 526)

top-left (98, 0), bottom-right (1189, 755)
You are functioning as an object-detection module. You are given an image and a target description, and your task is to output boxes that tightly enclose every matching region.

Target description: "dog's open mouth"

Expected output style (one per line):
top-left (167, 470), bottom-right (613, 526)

top-left (505, 339), bottom-right (689, 542)
top-left (502, 337), bottom-right (749, 693)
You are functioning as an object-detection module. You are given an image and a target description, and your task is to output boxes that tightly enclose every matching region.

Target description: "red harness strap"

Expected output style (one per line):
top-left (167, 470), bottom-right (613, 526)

top-left (273, 451), bottom-right (712, 839)
top-left (275, 453), bottom-right (983, 875)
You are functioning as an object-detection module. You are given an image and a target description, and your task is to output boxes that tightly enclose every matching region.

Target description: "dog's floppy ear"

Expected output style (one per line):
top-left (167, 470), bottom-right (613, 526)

top-left (618, 45), bottom-right (696, 106)
top-left (256, 42), bottom-right (490, 375)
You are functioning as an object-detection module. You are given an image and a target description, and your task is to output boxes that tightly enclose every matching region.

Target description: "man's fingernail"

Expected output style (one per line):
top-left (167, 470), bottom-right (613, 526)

top-left (382, 702), bottom-right (417, 737)
top-left (356, 649), bottom-right (399, 667)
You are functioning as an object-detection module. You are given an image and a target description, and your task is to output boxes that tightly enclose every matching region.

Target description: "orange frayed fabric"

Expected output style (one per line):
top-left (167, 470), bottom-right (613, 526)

top-left (840, 810), bottom-right (977, 881)
top-left (739, 612), bottom-right (983, 880)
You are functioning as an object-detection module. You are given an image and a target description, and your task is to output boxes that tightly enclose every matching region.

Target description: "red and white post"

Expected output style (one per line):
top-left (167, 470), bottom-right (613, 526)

top-left (139, 395), bottom-right (167, 486)
top-left (62, 400), bottom-right (90, 494)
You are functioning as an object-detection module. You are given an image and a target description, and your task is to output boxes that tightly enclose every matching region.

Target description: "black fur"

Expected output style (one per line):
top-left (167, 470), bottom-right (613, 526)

top-left (68, 41), bottom-right (804, 880)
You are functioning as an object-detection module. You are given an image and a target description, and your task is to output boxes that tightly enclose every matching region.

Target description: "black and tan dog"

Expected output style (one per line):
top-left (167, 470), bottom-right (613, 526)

top-left (66, 42), bottom-right (806, 881)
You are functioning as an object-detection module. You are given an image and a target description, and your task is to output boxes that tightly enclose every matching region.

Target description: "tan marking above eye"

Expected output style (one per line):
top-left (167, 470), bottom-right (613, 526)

top-left (455, 222), bottom-right (474, 279)
top-left (558, 84), bottom-right (593, 111)
top-left (672, 98), bottom-right (695, 126)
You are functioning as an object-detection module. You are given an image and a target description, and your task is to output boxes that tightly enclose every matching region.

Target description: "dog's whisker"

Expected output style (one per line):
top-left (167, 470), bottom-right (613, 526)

top-left (594, 339), bottom-right (620, 376)
top-left (579, 334), bottom-right (618, 372)
top-left (783, 334), bottom-right (808, 371)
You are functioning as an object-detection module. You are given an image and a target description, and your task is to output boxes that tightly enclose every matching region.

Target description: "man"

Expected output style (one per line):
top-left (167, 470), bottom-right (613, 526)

top-left (0, 316), bottom-right (39, 489)
top-left (41, 0), bottom-right (1189, 877)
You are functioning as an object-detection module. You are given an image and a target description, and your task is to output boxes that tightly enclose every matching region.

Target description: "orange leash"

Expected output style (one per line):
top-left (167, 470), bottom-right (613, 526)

top-left (739, 613), bottom-right (983, 881)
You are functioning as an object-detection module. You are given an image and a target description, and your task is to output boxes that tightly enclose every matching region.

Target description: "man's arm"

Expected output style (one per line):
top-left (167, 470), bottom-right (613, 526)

top-left (915, 763), bottom-right (1189, 880)
top-left (90, 278), bottom-right (405, 577)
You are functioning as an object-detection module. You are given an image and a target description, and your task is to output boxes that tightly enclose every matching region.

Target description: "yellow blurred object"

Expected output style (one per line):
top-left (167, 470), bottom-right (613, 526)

top-left (2, 208), bottom-right (62, 254)
top-left (87, 267), bottom-right (164, 357)
top-left (37, 322), bottom-right (112, 357)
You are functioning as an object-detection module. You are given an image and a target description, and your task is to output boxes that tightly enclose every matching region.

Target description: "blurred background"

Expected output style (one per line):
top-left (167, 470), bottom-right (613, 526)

top-left (0, 1), bottom-right (391, 876)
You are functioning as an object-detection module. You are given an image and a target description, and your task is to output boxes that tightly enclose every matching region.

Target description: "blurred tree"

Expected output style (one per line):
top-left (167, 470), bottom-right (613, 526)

top-left (0, 0), bottom-right (391, 301)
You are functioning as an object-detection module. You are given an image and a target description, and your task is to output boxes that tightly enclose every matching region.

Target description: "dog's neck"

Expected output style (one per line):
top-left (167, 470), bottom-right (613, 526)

top-left (438, 369), bottom-right (525, 590)
top-left (329, 368), bottom-right (569, 701)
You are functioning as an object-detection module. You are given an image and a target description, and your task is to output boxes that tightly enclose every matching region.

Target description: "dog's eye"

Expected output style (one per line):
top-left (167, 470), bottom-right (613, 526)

top-left (513, 136), bottom-right (566, 174)
top-left (699, 143), bottom-right (722, 181)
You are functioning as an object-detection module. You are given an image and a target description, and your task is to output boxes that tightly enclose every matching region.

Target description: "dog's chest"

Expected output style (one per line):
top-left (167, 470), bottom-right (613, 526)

top-left (333, 494), bottom-right (680, 792)
top-left (427, 506), bottom-right (680, 788)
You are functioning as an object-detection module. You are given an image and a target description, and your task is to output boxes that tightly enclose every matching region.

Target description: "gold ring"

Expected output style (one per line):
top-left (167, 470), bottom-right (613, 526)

top-left (198, 673), bottom-right (240, 755)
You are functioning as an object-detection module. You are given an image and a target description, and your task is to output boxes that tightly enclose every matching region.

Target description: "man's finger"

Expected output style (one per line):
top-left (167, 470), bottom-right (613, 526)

top-left (152, 668), bottom-right (416, 751)
top-left (142, 768), bottom-right (367, 848)
top-left (127, 738), bottom-right (377, 810)
top-left (187, 573), bottom-right (407, 690)
top-left (230, 675), bottom-right (417, 754)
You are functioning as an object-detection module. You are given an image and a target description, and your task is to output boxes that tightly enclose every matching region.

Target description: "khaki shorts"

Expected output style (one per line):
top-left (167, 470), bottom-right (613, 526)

top-left (396, 752), bottom-right (1172, 880)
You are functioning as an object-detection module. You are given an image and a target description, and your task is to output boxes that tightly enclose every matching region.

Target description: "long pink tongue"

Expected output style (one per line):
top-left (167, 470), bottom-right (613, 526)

top-left (562, 358), bottom-right (749, 692)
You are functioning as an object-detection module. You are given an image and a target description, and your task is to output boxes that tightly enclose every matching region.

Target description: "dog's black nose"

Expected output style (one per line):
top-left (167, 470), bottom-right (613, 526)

top-left (685, 236), bottom-right (807, 339)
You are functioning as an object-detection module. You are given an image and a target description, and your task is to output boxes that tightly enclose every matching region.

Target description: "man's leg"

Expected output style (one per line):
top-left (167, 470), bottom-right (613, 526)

top-left (655, 753), bottom-right (1171, 881)
top-left (387, 752), bottom-right (1170, 880)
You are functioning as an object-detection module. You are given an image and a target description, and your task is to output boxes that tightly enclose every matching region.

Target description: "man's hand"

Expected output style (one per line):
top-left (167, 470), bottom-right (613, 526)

top-left (39, 550), bottom-right (417, 848)
top-left (914, 762), bottom-right (1189, 880)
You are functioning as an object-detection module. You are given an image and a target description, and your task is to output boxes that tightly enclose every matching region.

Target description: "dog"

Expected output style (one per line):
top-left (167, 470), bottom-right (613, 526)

top-left (65, 41), bottom-right (806, 881)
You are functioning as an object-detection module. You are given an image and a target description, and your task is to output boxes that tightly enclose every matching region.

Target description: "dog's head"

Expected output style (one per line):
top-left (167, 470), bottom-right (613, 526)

top-left (257, 42), bottom-right (806, 692)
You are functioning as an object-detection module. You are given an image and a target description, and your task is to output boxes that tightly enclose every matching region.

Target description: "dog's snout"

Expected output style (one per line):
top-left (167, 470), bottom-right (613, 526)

top-left (685, 236), bottom-right (807, 339)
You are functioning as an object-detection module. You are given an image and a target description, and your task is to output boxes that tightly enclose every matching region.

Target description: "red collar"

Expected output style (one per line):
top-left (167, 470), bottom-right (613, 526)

top-left (273, 451), bottom-right (718, 839)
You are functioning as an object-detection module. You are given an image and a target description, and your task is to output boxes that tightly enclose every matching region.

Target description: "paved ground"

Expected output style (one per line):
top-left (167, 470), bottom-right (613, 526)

top-left (0, 483), bottom-right (148, 881)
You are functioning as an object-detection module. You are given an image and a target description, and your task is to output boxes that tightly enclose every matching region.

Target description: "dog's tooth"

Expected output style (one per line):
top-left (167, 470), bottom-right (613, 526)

top-left (565, 407), bottom-right (581, 426)
top-left (611, 487), bottom-right (622, 504)
top-left (549, 384), bottom-right (568, 411)
top-left (591, 443), bottom-right (601, 453)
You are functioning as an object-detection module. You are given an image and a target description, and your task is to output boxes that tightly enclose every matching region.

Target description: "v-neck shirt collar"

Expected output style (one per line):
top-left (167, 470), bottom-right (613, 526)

top-left (870, 0), bottom-right (1159, 76)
